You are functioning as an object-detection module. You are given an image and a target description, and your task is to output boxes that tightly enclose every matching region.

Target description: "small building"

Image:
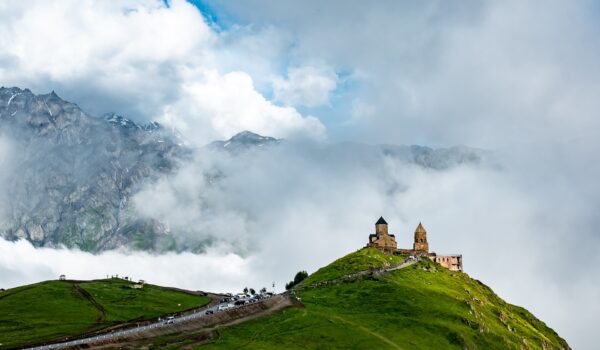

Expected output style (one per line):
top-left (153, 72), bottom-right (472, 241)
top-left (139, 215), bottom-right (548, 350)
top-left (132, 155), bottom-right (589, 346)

top-left (59, 275), bottom-right (66, 281)
top-left (430, 254), bottom-right (463, 271)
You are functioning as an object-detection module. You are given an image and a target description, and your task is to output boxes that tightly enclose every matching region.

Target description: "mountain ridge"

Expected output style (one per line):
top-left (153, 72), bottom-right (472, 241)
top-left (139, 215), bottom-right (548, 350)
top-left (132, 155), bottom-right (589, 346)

top-left (0, 87), bottom-right (490, 252)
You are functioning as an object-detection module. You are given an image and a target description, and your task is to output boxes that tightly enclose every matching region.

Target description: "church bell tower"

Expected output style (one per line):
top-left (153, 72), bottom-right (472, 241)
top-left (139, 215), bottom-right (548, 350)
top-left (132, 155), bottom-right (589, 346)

top-left (413, 222), bottom-right (429, 252)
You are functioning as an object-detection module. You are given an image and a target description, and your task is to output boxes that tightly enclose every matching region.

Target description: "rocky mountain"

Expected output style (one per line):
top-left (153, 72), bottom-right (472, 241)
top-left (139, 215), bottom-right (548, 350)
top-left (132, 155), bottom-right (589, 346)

top-left (0, 87), bottom-right (185, 251)
top-left (0, 87), bottom-right (489, 252)
top-left (208, 130), bottom-right (280, 152)
top-left (209, 131), bottom-right (488, 169)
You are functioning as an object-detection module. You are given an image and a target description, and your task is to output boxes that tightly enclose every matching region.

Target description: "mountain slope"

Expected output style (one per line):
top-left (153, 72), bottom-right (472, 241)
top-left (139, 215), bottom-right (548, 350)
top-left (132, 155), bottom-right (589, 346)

top-left (0, 87), bottom-right (185, 251)
top-left (0, 278), bottom-right (210, 349)
top-left (196, 249), bottom-right (568, 350)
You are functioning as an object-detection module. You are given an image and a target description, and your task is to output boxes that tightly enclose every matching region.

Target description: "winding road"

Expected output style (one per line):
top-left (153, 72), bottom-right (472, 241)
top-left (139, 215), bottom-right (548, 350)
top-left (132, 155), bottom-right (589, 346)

top-left (23, 295), bottom-right (288, 350)
top-left (21, 256), bottom-right (421, 350)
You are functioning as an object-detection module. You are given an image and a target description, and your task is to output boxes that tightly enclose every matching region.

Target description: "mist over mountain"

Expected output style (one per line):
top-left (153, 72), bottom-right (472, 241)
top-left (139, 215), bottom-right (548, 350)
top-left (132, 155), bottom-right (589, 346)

top-left (0, 87), bottom-right (488, 253)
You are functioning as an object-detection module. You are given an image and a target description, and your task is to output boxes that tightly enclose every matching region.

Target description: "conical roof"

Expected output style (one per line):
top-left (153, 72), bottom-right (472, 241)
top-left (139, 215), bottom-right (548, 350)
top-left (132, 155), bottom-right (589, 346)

top-left (415, 222), bottom-right (426, 233)
top-left (375, 216), bottom-right (388, 225)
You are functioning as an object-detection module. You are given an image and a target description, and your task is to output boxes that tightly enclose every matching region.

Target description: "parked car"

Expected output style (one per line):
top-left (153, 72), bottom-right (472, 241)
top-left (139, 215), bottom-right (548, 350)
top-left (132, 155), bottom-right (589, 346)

top-left (218, 303), bottom-right (234, 311)
top-left (205, 310), bottom-right (214, 315)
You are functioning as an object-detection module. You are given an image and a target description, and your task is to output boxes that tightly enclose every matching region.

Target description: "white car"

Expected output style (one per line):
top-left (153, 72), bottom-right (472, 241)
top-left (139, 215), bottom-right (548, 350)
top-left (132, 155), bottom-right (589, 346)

top-left (217, 303), bottom-right (234, 311)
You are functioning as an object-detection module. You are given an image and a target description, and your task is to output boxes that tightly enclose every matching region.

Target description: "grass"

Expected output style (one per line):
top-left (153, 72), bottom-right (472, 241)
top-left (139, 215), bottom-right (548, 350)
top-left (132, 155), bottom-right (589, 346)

top-left (194, 248), bottom-right (569, 350)
top-left (0, 278), bottom-right (210, 349)
top-left (301, 247), bottom-right (406, 285)
top-left (0, 248), bottom-right (570, 349)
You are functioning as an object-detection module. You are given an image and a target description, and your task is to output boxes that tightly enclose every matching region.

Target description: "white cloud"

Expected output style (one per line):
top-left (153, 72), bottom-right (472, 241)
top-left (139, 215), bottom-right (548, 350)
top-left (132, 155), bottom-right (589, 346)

top-left (0, 0), bottom-right (325, 144)
top-left (272, 66), bottom-right (338, 107)
top-left (0, 0), bottom-right (213, 79)
top-left (0, 0), bottom-right (213, 120)
top-left (158, 69), bottom-right (326, 144)
top-left (0, 239), bottom-right (259, 294)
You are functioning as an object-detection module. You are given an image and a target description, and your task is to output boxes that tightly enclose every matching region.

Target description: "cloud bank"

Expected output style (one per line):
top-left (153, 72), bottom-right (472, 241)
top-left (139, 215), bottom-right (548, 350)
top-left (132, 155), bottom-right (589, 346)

top-left (3, 143), bottom-right (598, 348)
top-left (0, 239), bottom-right (256, 293)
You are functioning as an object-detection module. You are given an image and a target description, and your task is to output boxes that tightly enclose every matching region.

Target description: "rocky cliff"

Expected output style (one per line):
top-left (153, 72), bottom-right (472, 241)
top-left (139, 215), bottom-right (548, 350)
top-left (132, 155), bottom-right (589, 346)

top-left (0, 87), bottom-right (184, 251)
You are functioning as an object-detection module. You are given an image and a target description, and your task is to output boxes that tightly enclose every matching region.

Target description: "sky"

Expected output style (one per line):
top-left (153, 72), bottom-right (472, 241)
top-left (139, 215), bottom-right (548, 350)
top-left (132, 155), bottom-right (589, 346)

top-left (0, 1), bottom-right (599, 348)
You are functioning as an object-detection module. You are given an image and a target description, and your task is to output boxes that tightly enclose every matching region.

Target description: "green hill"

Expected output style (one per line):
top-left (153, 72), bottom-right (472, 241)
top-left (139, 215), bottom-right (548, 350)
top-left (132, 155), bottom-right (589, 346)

top-left (0, 249), bottom-right (570, 350)
top-left (160, 248), bottom-right (567, 350)
top-left (0, 278), bottom-right (211, 349)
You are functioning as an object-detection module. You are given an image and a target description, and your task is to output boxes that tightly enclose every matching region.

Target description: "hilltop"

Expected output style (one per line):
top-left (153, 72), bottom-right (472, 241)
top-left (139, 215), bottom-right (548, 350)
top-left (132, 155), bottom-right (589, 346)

top-left (131, 249), bottom-right (568, 349)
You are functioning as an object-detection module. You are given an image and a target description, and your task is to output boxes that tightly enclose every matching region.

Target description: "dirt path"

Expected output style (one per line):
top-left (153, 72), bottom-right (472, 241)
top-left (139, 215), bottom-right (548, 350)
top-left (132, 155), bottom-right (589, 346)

top-left (71, 283), bottom-right (107, 322)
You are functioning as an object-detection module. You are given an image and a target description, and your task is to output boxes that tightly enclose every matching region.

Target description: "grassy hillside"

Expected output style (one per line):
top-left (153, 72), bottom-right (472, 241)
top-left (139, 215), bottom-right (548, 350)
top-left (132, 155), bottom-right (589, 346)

top-left (302, 247), bottom-right (406, 285)
top-left (193, 248), bottom-right (568, 350)
top-left (0, 278), bottom-right (210, 349)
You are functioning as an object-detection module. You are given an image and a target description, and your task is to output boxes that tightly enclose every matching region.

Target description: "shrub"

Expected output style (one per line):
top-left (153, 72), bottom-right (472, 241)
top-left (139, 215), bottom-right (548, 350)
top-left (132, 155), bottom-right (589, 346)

top-left (286, 270), bottom-right (309, 290)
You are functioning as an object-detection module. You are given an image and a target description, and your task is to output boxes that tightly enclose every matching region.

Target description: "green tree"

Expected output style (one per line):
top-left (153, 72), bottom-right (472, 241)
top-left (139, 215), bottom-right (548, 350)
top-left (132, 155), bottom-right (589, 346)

top-left (294, 271), bottom-right (308, 285)
top-left (285, 270), bottom-right (309, 290)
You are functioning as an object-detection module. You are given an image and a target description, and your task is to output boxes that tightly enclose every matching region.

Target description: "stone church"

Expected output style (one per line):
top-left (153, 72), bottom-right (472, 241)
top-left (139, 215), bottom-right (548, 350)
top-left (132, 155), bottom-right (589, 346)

top-left (367, 217), bottom-right (463, 271)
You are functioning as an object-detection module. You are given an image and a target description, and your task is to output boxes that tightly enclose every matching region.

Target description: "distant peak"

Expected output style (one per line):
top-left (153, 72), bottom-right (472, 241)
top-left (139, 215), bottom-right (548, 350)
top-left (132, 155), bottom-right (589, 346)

top-left (43, 90), bottom-right (61, 101)
top-left (229, 130), bottom-right (277, 142)
top-left (104, 113), bottom-right (139, 129)
top-left (103, 113), bottom-right (162, 132)
top-left (208, 131), bottom-right (280, 152)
